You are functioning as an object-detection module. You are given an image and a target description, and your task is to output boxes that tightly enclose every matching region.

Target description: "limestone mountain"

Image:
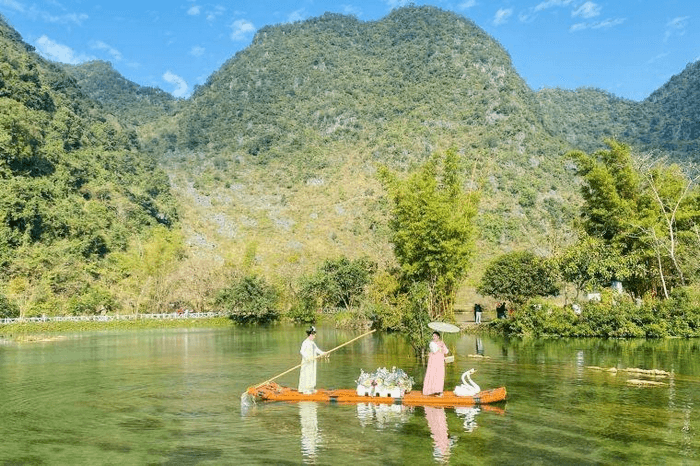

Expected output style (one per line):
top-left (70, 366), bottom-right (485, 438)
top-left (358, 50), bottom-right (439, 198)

top-left (161, 6), bottom-right (576, 285)
top-left (5, 4), bottom-right (700, 314)
top-left (60, 60), bottom-right (180, 128)
top-left (643, 60), bottom-right (700, 156)
top-left (535, 60), bottom-right (700, 160)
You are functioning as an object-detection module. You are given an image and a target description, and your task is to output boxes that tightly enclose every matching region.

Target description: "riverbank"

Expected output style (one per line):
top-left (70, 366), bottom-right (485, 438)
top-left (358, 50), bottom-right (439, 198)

top-left (0, 316), bottom-right (234, 339)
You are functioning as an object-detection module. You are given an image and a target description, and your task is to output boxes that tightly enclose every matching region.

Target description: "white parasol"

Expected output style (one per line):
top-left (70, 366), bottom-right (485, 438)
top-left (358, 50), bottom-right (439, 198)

top-left (428, 321), bottom-right (460, 333)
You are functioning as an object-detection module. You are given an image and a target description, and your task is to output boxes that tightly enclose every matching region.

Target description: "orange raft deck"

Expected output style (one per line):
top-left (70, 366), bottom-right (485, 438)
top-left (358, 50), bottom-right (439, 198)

top-left (247, 382), bottom-right (507, 407)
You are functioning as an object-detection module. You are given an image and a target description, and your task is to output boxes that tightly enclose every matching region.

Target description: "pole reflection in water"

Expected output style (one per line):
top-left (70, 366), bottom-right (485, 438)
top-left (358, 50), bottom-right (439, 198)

top-left (299, 402), bottom-right (322, 461)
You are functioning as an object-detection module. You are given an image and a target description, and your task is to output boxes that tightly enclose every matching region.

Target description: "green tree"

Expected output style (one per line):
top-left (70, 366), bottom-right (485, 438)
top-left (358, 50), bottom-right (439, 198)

top-left (558, 236), bottom-right (630, 300)
top-left (477, 250), bottom-right (560, 306)
top-left (379, 149), bottom-right (479, 320)
top-left (215, 275), bottom-right (279, 324)
top-left (568, 140), bottom-right (700, 298)
top-left (0, 292), bottom-right (19, 318)
top-left (298, 256), bottom-right (377, 312)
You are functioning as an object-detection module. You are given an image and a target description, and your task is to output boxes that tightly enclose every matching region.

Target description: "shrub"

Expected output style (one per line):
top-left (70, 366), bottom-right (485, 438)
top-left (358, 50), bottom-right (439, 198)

top-left (0, 293), bottom-right (20, 318)
top-left (286, 303), bottom-right (316, 324)
top-left (215, 275), bottom-right (279, 324)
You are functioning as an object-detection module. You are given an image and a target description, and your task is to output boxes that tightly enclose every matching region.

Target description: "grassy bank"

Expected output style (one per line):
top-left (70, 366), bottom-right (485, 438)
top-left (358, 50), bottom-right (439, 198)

top-left (0, 317), bottom-right (234, 339)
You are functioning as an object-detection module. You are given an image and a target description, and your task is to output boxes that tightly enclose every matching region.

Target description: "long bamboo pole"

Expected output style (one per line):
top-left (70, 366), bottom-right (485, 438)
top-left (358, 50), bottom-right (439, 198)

top-left (249, 329), bottom-right (376, 390)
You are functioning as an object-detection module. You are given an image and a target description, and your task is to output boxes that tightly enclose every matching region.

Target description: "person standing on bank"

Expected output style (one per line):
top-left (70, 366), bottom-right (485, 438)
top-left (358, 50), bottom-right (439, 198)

top-left (299, 326), bottom-right (327, 394)
top-left (423, 331), bottom-right (449, 396)
top-left (474, 303), bottom-right (483, 324)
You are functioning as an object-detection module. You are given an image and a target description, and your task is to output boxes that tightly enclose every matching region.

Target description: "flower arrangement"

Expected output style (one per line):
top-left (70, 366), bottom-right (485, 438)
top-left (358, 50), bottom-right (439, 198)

top-left (356, 367), bottom-right (414, 397)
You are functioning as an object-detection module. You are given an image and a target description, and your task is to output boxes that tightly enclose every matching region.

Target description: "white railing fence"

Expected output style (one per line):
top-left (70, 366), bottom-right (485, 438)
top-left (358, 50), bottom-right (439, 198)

top-left (0, 311), bottom-right (227, 325)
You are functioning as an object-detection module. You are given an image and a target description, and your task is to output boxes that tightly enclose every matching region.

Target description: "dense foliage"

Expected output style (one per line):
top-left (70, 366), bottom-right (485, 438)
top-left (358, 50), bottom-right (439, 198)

top-left (380, 149), bottom-right (479, 320)
top-left (60, 60), bottom-right (180, 128)
top-left (297, 257), bottom-right (377, 312)
top-left (567, 140), bottom-right (700, 298)
top-left (3, 5), bottom-right (700, 337)
top-left (536, 61), bottom-right (700, 163)
top-left (477, 250), bottom-right (560, 305)
top-left (215, 275), bottom-right (279, 323)
top-left (491, 287), bottom-right (700, 338)
top-left (0, 16), bottom-right (178, 316)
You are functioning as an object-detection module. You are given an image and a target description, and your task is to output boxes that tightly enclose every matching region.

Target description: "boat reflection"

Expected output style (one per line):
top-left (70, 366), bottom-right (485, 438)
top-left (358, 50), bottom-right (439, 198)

top-left (299, 402), bottom-right (322, 462)
top-left (296, 398), bottom-right (505, 462)
top-left (356, 402), bottom-right (414, 429)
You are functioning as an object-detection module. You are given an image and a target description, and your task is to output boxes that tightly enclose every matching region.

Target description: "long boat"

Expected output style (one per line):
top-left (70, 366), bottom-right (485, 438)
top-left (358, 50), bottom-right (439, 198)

top-left (246, 382), bottom-right (507, 407)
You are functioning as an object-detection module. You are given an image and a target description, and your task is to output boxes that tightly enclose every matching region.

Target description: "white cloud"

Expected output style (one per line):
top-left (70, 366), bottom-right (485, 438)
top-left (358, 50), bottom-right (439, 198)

top-left (570, 17), bottom-right (625, 31)
top-left (163, 71), bottom-right (189, 98)
top-left (493, 8), bottom-right (513, 26)
top-left (534, 0), bottom-right (573, 12)
top-left (2, 1), bottom-right (88, 24)
top-left (0, 0), bottom-right (25, 13)
top-left (35, 35), bottom-right (93, 64)
top-left (287, 9), bottom-right (306, 23)
top-left (519, 11), bottom-right (536, 23)
top-left (230, 19), bottom-right (255, 41)
top-left (572, 2), bottom-right (601, 19)
top-left (190, 46), bottom-right (205, 57)
top-left (91, 41), bottom-right (122, 62)
top-left (35, 10), bottom-right (88, 25)
top-left (592, 18), bottom-right (625, 29)
top-left (207, 6), bottom-right (226, 22)
top-left (647, 52), bottom-right (669, 64)
top-left (385, 0), bottom-right (410, 8)
top-left (343, 5), bottom-right (363, 17)
top-left (187, 6), bottom-right (200, 16)
top-left (664, 16), bottom-right (689, 42)
top-left (459, 0), bottom-right (477, 9)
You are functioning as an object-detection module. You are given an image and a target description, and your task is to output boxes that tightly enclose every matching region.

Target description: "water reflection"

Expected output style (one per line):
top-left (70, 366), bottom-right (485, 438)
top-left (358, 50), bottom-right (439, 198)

top-left (425, 406), bottom-right (453, 462)
top-left (475, 337), bottom-right (484, 356)
top-left (299, 402), bottom-right (322, 462)
top-left (356, 402), bottom-right (413, 429)
top-left (455, 406), bottom-right (481, 432)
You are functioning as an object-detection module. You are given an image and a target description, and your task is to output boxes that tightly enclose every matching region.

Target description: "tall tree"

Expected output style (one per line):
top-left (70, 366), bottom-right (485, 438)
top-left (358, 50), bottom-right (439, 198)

top-left (379, 149), bottom-right (479, 320)
top-left (567, 140), bottom-right (700, 298)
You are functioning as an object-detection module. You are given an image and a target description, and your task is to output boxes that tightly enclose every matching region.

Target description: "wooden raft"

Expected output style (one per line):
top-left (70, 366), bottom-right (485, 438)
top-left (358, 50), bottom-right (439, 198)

top-left (247, 382), bottom-right (507, 407)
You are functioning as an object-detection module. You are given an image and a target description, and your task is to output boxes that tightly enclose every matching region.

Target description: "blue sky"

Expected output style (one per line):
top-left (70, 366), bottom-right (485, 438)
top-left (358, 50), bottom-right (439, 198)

top-left (0, 0), bottom-right (698, 101)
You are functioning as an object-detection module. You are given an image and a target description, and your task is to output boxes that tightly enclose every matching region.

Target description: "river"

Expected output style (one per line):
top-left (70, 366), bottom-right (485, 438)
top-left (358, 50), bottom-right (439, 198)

top-left (1, 324), bottom-right (698, 465)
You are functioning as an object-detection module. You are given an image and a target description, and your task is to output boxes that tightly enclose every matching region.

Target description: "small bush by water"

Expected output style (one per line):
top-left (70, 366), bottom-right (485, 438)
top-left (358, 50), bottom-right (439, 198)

top-left (489, 289), bottom-right (700, 338)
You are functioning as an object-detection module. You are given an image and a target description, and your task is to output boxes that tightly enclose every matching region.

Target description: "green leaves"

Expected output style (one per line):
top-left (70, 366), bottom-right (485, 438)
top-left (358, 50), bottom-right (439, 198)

top-left (0, 19), bottom-right (179, 315)
top-left (215, 275), bottom-right (279, 324)
top-left (477, 250), bottom-right (560, 306)
top-left (297, 256), bottom-right (377, 312)
top-left (381, 149), bottom-right (479, 319)
top-left (567, 140), bottom-right (700, 298)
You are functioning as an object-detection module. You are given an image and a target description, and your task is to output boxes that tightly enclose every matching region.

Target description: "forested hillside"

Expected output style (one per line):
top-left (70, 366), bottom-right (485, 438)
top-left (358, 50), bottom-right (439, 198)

top-left (60, 60), bottom-right (180, 128)
top-left (535, 61), bottom-right (700, 160)
top-left (3, 5), bottom-right (700, 317)
top-left (0, 16), bottom-right (178, 317)
top-left (162, 6), bottom-right (578, 292)
top-left (643, 60), bottom-right (700, 155)
top-left (535, 87), bottom-right (643, 154)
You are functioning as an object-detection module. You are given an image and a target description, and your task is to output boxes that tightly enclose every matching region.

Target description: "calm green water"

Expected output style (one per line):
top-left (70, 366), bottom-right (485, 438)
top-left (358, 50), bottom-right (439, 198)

top-left (1, 325), bottom-right (699, 465)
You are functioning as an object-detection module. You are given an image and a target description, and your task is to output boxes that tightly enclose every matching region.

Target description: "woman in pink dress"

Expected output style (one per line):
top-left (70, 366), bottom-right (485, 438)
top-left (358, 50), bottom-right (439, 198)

top-left (422, 331), bottom-right (449, 396)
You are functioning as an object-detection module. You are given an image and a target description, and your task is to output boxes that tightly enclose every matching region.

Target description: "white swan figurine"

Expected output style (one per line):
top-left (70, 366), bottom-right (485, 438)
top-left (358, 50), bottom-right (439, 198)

top-left (454, 368), bottom-right (480, 397)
